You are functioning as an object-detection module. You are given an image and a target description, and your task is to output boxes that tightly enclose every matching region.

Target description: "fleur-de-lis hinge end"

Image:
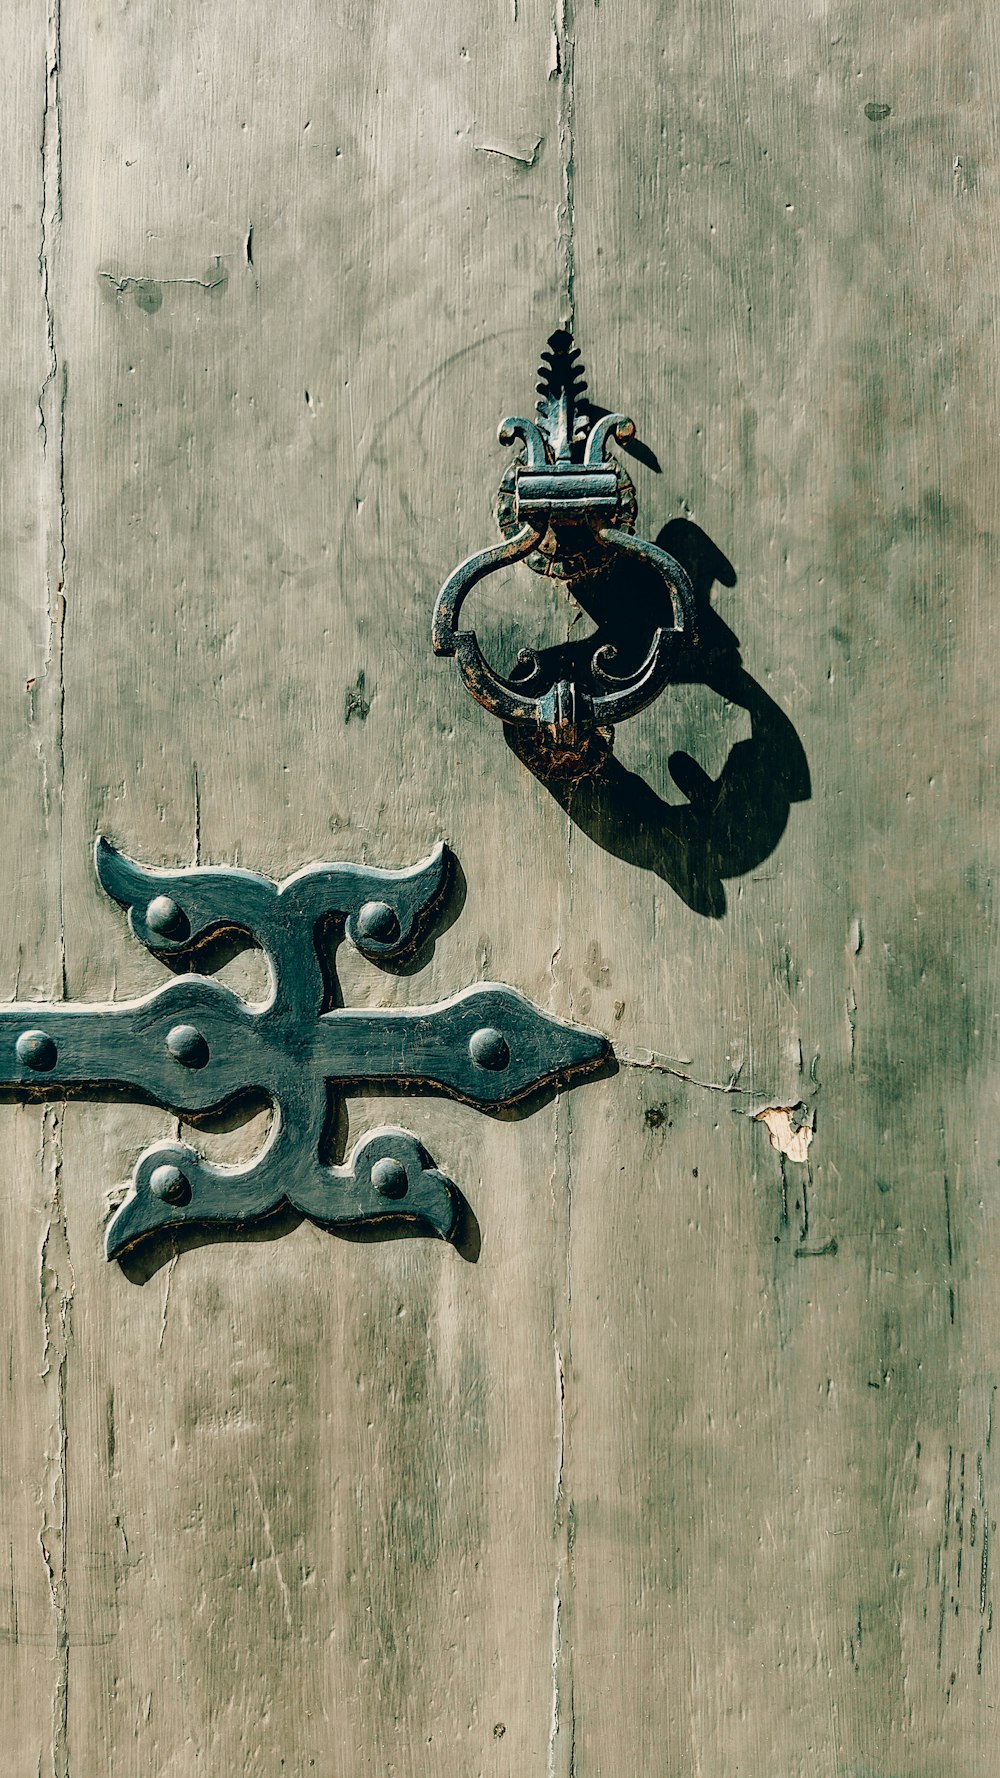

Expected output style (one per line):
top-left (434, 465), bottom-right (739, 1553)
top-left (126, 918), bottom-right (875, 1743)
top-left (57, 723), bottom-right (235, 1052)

top-left (0, 839), bottom-right (610, 1267)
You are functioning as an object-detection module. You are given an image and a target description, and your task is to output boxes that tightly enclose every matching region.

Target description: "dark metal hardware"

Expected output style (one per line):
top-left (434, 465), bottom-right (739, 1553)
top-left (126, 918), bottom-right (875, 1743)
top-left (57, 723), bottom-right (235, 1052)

top-left (2, 840), bottom-right (609, 1262)
top-left (433, 330), bottom-right (697, 775)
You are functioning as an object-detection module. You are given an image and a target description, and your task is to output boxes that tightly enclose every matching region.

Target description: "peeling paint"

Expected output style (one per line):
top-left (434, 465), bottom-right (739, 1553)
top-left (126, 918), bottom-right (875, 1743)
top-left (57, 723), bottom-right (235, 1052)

top-left (755, 1103), bottom-right (815, 1163)
top-left (618, 1046), bottom-right (756, 1096)
top-left (98, 259), bottom-right (229, 310)
top-left (475, 137), bottom-right (543, 168)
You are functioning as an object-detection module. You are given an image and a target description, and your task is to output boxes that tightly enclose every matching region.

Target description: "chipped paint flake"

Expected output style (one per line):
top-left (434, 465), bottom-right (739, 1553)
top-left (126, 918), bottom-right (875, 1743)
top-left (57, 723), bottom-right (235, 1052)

top-left (755, 1104), bottom-right (815, 1163)
top-left (475, 137), bottom-right (543, 168)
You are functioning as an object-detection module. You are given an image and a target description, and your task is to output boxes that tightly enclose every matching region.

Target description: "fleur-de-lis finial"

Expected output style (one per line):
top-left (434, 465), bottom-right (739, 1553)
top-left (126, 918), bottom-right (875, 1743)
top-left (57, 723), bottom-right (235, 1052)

top-left (534, 328), bottom-right (589, 463)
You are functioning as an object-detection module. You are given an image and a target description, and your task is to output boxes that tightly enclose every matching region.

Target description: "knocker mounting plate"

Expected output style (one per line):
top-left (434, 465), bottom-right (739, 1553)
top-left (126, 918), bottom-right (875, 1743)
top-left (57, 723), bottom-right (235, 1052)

top-left (433, 330), bottom-right (697, 776)
top-left (2, 841), bottom-right (609, 1265)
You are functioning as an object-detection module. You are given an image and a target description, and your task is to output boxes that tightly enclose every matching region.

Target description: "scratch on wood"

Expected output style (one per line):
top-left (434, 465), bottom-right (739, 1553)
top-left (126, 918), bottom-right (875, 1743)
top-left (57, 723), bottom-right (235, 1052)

top-left (934, 1429), bottom-right (995, 1690)
top-left (943, 1169), bottom-right (956, 1324)
top-left (245, 221), bottom-right (259, 292)
top-left (249, 1468), bottom-right (293, 1632)
top-left (193, 762), bottom-right (202, 865)
top-left (617, 1047), bottom-right (755, 1096)
top-left (977, 1452), bottom-right (989, 1618)
top-left (98, 259), bottom-right (228, 297)
top-left (937, 1443), bottom-right (953, 1670)
top-left (846, 984), bottom-right (857, 1068)
top-left (158, 1254), bottom-right (177, 1353)
top-left (845, 917), bottom-right (862, 1070)
top-left (105, 1390), bottom-right (116, 1478)
top-left (7, 1540), bottom-right (18, 1646)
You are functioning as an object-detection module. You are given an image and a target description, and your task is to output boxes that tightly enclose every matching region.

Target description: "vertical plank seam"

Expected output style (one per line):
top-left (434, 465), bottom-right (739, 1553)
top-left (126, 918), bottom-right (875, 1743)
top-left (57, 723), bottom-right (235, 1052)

top-left (37, 1), bottom-right (72, 1772)
top-left (553, 0), bottom-right (576, 329)
top-left (38, 0), bottom-right (67, 988)
top-left (38, 1107), bottom-right (72, 1778)
top-left (547, 1091), bottom-right (577, 1778)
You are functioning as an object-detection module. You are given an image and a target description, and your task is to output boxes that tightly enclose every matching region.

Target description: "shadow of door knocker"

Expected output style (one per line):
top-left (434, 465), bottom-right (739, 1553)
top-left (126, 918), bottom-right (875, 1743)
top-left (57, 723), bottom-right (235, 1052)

top-left (432, 330), bottom-right (696, 778)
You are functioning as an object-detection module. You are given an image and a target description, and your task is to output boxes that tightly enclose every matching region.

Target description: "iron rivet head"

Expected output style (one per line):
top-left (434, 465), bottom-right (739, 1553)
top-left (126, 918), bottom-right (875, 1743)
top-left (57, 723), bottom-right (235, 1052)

top-left (468, 1026), bottom-right (510, 1071)
top-left (371, 1156), bottom-right (409, 1199)
top-left (356, 900), bottom-right (400, 944)
top-left (16, 1029), bottom-right (57, 1071)
top-left (166, 1023), bottom-right (209, 1068)
top-left (149, 1163), bottom-right (191, 1204)
top-left (145, 895), bottom-right (188, 940)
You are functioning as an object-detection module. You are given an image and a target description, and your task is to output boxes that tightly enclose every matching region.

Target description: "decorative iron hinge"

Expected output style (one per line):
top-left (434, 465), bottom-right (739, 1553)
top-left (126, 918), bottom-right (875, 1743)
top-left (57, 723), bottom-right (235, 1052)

top-left (2, 841), bottom-right (609, 1263)
top-left (433, 329), bottom-right (697, 776)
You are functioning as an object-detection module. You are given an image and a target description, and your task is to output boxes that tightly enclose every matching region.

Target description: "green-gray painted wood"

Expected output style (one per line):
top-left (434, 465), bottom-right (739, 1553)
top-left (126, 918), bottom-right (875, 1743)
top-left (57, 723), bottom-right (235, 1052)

top-left (0, 0), bottom-right (997, 1773)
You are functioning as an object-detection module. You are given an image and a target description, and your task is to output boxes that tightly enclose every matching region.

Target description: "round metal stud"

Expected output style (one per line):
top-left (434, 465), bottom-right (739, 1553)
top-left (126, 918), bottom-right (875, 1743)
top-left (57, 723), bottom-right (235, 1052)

top-left (371, 1156), bottom-right (409, 1199)
top-left (468, 1026), bottom-right (510, 1071)
top-left (148, 1163), bottom-right (191, 1204)
top-left (16, 1029), bottom-right (57, 1071)
top-left (356, 899), bottom-right (400, 945)
top-left (166, 1023), bottom-right (210, 1068)
top-left (145, 894), bottom-right (188, 940)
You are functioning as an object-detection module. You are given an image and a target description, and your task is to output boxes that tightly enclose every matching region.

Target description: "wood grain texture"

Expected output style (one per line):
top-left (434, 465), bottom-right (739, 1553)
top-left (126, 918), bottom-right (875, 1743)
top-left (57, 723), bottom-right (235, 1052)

top-left (567, 2), bottom-right (1000, 1775)
top-left (0, 5), bottom-right (76, 1773)
top-left (52, 2), bottom-right (572, 1774)
top-left (2, 0), bottom-right (1000, 1772)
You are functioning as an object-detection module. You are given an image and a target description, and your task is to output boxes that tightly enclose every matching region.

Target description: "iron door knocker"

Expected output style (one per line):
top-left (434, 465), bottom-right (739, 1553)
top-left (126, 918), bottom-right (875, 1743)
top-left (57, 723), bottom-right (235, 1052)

top-left (433, 330), bottom-right (696, 776)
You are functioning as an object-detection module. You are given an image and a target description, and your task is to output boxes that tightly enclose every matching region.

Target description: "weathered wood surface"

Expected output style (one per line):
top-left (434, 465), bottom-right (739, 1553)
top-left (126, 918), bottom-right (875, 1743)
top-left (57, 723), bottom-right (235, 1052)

top-left (2, 0), bottom-right (999, 1772)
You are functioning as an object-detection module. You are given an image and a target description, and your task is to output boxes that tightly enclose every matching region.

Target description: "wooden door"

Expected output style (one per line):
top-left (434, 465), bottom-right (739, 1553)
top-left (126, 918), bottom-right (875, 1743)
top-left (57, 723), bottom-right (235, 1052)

top-left (2, 1), bottom-right (997, 1773)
